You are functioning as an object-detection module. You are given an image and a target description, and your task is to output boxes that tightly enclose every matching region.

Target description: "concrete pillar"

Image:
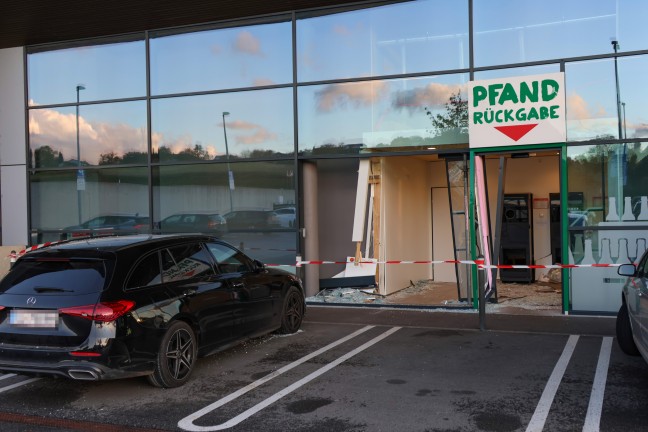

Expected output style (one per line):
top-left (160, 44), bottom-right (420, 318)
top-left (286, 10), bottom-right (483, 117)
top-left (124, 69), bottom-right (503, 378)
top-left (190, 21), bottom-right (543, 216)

top-left (0, 47), bottom-right (28, 246)
top-left (302, 162), bottom-right (319, 297)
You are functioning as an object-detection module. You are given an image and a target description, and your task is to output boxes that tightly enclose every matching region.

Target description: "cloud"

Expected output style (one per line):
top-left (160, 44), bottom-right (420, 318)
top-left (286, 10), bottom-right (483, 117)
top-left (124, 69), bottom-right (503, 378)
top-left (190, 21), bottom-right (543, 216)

top-left (236, 128), bottom-right (277, 145)
top-left (315, 81), bottom-right (389, 112)
top-left (221, 119), bottom-right (277, 145)
top-left (29, 108), bottom-right (147, 165)
top-left (233, 31), bottom-right (263, 56)
top-left (333, 25), bottom-right (352, 36)
top-left (392, 83), bottom-right (465, 112)
top-left (252, 78), bottom-right (276, 87)
top-left (566, 93), bottom-right (604, 120)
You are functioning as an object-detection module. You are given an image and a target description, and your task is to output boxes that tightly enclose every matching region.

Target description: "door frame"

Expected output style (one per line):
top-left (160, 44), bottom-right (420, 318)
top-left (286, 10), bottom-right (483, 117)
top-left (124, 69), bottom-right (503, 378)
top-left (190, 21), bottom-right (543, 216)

top-left (468, 143), bottom-right (569, 314)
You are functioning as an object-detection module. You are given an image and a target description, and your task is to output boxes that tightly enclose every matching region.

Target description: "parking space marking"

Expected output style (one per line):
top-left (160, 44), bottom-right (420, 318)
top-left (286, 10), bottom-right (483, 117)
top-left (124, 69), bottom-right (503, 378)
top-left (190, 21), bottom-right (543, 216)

top-left (0, 377), bottom-right (40, 394)
top-left (177, 325), bottom-right (373, 430)
top-left (582, 337), bottom-right (613, 432)
top-left (525, 335), bottom-right (579, 432)
top-left (0, 374), bottom-right (16, 381)
top-left (178, 326), bottom-right (400, 431)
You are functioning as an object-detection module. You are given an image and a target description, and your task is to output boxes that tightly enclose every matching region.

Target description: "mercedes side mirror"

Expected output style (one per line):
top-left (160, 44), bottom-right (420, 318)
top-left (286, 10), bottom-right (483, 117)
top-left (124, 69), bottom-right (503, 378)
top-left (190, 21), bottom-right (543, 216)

top-left (618, 264), bottom-right (637, 277)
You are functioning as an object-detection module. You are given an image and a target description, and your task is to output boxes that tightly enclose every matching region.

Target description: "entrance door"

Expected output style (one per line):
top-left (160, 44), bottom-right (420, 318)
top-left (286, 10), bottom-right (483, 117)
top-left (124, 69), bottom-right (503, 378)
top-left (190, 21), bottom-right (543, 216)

top-left (474, 150), bottom-right (562, 311)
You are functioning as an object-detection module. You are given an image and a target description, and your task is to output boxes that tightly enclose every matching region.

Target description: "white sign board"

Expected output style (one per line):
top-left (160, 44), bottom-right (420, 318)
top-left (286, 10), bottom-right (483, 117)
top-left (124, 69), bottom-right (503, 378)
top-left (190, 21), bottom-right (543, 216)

top-left (76, 169), bottom-right (86, 191)
top-left (468, 72), bottom-right (566, 148)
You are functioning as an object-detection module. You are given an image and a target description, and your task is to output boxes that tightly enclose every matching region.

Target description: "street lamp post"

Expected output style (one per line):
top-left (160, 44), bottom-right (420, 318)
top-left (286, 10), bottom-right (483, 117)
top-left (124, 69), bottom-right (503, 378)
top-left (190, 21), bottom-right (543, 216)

top-left (222, 111), bottom-right (234, 212)
top-left (612, 40), bottom-right (623, 140)
top-left (611, 40), bottom-right (625, 218)
top-left (622, 102), bottom-right (627, 140)
top-left (76, 84), bottom-right (85, 224)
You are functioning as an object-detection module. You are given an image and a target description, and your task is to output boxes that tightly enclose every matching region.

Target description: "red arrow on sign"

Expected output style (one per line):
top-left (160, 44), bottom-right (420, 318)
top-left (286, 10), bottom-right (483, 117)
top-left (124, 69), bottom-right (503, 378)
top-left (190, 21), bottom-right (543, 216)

top-left (494, 123), bottom-right (538, 141)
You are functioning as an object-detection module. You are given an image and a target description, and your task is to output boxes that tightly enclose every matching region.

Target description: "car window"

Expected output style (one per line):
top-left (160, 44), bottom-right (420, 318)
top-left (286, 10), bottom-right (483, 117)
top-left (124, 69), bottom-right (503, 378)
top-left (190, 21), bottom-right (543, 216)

top-left (164, 215), bottom-right (182, 224)
top-left (1, 258), bottom-right (108, 294)
top-left (163, 243), bottom-right (216, 282)
top-left (206, 242), bottom-right (251, 274)
top-left (126, 252), bottom-right (163, 288)
top-left (637, 253), bottom-right (648, 278)
top-left (86, 217), bottom-right (106, 228)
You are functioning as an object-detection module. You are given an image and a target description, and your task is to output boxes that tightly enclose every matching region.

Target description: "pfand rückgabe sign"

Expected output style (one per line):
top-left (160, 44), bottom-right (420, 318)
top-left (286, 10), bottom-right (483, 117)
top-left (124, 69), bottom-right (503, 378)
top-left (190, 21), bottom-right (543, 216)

top-left (468, 72), bottom-right (566, 148)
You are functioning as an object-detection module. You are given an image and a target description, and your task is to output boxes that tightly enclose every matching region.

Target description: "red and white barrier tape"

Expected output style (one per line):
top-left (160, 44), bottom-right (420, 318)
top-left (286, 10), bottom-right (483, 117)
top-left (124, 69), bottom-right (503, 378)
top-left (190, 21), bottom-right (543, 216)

top-left (8, 244), bottom-right (629, 270)
top-left (292, 259), bottom-right (625, 269)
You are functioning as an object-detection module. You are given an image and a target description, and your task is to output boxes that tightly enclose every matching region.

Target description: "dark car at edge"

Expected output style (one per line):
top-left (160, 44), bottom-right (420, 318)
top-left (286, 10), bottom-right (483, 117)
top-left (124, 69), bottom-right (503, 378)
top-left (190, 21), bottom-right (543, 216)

top-left (616, 256), bottom-right (648, 365)
top-left (0, 234), bottom-right (305, 388)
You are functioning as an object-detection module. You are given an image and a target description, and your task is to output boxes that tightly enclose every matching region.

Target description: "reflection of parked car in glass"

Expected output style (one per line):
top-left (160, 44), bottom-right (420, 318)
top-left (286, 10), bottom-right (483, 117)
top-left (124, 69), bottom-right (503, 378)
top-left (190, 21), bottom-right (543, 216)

top-left (0, 234), bottom-right (305, 388)
top-left (223, 210), bottom-right (280, 230)
top-left (272, 206), bottom-right (296, 228)
top-left (158, 212), bottom-right (227, 237)
top-left (61, 214), bottom-right (149, 239)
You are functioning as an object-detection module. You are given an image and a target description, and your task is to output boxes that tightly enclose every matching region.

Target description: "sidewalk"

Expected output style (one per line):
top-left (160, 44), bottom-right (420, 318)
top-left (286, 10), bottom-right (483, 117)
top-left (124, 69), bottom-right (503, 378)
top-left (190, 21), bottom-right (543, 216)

top-left (303, 304), bottom-right (616, 337)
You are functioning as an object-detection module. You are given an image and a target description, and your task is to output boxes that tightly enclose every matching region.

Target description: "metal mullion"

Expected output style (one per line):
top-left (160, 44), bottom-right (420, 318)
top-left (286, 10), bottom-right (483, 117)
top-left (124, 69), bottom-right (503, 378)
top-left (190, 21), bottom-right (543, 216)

top-left (23, 46), bottom-right (32, 244)
top-left (145, 29), bottom-right (154, 233)
top-left (28, 96), bottom-right (148, 111)
top-left (149, 83), bottom-right (294, 101)
top-left (292, 10), bottom-right (302, 268)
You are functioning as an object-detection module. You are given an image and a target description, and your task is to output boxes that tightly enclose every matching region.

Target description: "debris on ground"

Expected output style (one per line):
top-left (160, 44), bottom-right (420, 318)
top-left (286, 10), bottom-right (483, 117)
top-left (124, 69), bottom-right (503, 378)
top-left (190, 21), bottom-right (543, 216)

top-left (306, 279), bottom-right (562, 312)
top-left (307, 288), bottom-right (384, 304)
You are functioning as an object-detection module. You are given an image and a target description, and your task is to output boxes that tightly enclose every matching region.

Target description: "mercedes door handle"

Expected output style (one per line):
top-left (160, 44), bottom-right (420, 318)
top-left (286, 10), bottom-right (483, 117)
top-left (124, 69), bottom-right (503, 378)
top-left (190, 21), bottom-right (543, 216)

top-left (183, 289), bottom-right (197, 297)
top-left (232, 282), bottom-right (245, 289)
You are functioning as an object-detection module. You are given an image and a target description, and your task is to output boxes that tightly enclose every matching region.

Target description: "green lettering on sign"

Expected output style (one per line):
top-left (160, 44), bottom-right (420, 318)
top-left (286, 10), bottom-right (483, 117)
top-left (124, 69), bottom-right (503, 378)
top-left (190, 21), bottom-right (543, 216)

top-left (520, 81), bottom-right (538, 103)
top-left (473, 86), bottom-right (487, 107)
top-left (541, 79), bottom-right (559, 101)
top-left (499, 83), bottom-right (519, 104)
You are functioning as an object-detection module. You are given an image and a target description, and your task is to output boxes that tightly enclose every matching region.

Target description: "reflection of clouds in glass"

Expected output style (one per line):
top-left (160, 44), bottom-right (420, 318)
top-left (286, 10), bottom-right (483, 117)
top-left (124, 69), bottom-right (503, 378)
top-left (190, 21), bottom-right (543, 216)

top-left (253, 78), bottom-right (275, 86)
top-left (633, 125), bottom-right (648, 138)
top-left (29, 108), bottom-right (146, 164)
top-left (234, 31), bottom-right (263, 56)
top-left (221, 119), bottom-right (277, 145)
top-left (333, 25), bottom-right (353, 36)
top-left (315, 81), bottom-right (389, 112)
top-left (298, 46), bottom-right (317, 72)
top-left (392, 83), bottom-right (465, 112)
top-left (567, 93), bottom-right (608, 120)
top-left (566, 92), bottom-right (618, 139)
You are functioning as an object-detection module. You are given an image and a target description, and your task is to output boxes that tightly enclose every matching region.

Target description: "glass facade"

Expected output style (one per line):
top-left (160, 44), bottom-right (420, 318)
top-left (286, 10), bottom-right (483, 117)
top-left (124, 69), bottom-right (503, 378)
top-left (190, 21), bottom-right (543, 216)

top-left (150, 20), bottom-right (293, 94)
top-left (151, 88), bottom-right (295, 162)
top-left (24, 0), bottom-right (648, 309)
top-left (296, 0), bottom-right (468, 82)
top-left (298, 73), bottom-right (470, 155)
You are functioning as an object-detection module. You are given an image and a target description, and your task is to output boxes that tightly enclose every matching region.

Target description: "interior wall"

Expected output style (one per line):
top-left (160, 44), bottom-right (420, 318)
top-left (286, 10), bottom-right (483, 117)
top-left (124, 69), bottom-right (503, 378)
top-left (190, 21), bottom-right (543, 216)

top-left (429, 160), bottom-right (456, 282)
top-left (381, 157), bottom-right (432, 295)
top-left (316, 159), bottom-right (359, 279)
top-left (485, 155), bottom-right (560, 280)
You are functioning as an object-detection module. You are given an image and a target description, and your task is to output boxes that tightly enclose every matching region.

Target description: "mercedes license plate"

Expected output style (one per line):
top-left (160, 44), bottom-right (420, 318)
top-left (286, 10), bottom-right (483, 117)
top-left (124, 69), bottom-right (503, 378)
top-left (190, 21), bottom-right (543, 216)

top-left (10, 309), bottom-right (59, 328)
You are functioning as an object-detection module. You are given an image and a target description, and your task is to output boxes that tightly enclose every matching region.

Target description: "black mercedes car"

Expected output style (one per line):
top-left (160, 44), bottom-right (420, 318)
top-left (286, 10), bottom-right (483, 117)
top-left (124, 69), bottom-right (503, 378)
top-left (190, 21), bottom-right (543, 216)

top-left (0, 235), bottom-right (305, 388)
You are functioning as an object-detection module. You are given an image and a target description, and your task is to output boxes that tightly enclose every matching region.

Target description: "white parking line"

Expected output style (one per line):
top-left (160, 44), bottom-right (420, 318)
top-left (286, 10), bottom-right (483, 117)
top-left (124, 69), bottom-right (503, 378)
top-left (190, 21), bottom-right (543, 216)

top-left (0, 377), bottom-right (40, 394)
top-left (178, 326), bottom-right (400, 432)
top-left (525, 335), bottom-right (579, 432)
top-left (0, 373), bottom-right (17, 381)
top-left (582, 337), bottom-right (613, 432)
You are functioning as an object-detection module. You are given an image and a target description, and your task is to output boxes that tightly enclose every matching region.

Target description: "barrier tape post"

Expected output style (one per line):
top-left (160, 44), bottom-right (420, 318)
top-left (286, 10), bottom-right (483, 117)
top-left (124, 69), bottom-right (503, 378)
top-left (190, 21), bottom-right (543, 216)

top-left (476, 255), bottom-right (486, 331)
